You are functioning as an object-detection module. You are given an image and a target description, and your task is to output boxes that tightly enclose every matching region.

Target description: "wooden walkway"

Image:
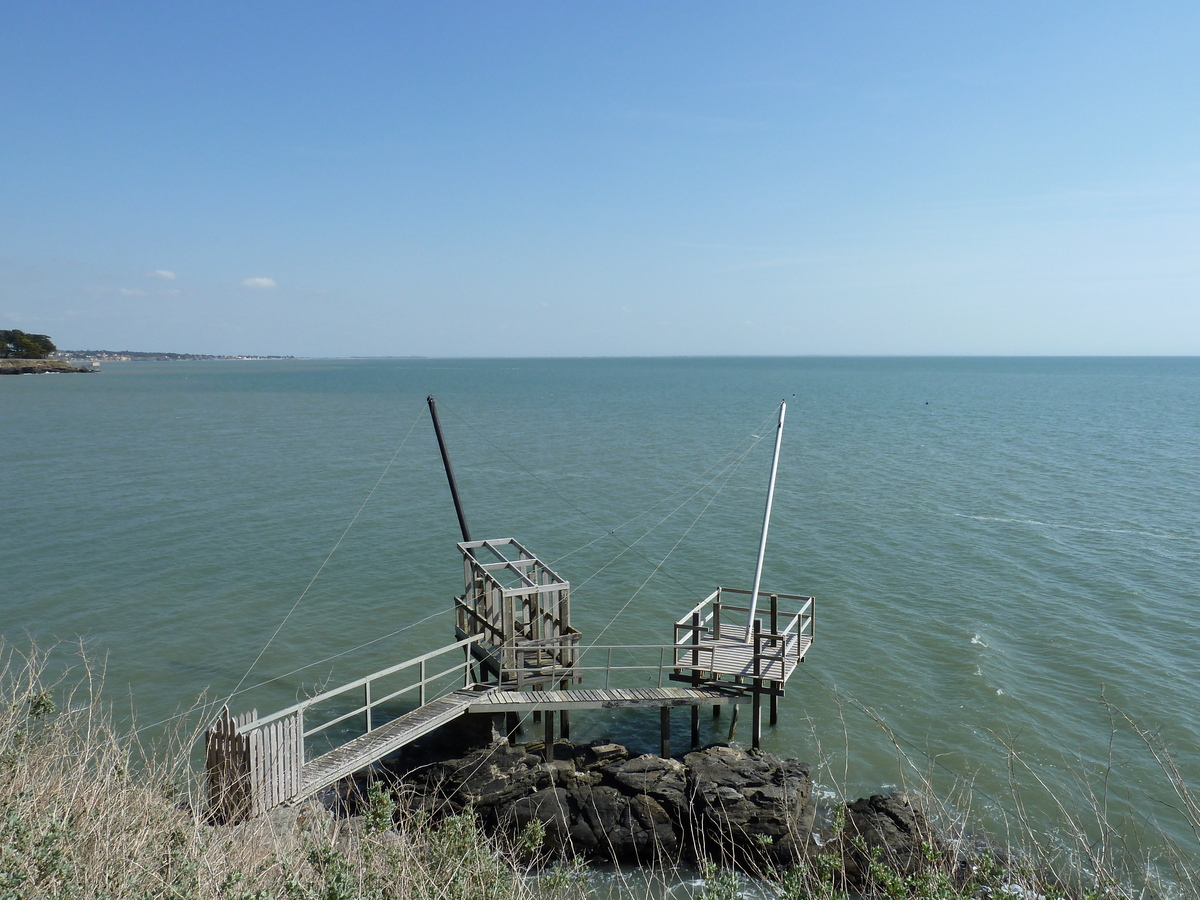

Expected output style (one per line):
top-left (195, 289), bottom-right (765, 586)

top-left (296, 684), bottom-right (744, 801)
top-left (300, 685), bottom-right (495, 798)
top-left (467, 685), bottom-right (746, 713)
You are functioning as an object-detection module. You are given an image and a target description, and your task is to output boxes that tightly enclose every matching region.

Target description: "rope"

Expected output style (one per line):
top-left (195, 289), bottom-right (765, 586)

top-left (442, 400), bottom-right (779, 600)
top-left (218, 403), bottom-right (427, 712)
top-left (582, 427), bottom-right (765, 652)
top-left (568, 450), bottom-right (753, 598)
top-left (130, 606), bottom-right (453, 738)
top-left (547, 413), bottom-right (776, 570)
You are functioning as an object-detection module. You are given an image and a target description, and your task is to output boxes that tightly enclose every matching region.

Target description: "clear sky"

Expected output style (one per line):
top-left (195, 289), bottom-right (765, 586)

top-left (2, 2), bottom-right (1198, 357)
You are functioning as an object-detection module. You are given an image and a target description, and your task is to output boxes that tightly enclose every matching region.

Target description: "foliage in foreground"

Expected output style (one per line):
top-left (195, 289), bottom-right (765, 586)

top-left (0, 644), bottom-right (579, 900)
top-left (3, 643), bottom-right (1197, 900)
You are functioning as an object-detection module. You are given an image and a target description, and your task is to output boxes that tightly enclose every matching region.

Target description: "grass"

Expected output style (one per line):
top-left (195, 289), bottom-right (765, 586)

top-left (0, 643), bottom-right (582, 900)
top-left (2, 642), bottom-right (1196, 899)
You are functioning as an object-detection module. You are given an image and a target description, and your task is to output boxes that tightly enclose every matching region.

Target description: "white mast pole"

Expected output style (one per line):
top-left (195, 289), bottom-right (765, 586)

top-left (746, 400), bottom-right (786, 631)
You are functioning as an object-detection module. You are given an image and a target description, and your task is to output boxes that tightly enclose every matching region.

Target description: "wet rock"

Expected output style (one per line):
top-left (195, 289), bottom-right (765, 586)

top-left (390, 738), bottom-right (814, 867)
top-left (684, 744), bottom-right (815, 867)
top-left (840, 793), bottom-right (942, 883)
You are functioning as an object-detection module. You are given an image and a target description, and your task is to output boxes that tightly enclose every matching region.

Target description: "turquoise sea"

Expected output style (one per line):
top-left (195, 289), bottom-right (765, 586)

top-left (4, 357), bottom-right (1199, 869)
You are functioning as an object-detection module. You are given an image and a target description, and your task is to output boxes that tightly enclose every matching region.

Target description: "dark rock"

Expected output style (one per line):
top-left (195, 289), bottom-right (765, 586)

top-left (587, 742), bottom-right (628, 764)
top-left (840, 793), bottom-right (942, 883)
top-left (388, 738), bottom-right (814, 868)
top-left (684, 744), bottom-right (815, 868)
top-left (509, 787), bottom-right (576, 854)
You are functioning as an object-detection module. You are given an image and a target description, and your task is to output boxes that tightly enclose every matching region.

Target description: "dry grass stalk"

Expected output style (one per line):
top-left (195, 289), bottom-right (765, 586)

top-left (0, 642), bottom-right (582, 900)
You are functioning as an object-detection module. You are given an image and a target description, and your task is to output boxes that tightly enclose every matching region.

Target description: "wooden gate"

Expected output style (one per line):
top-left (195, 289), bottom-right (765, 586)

top-left (205, 706), bottom-right (304, 823)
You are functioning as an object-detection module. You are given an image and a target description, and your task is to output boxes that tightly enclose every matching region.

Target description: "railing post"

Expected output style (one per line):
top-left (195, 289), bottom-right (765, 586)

top-left (364, 682), bottom-right (372, 733)
top-left (605, 648), bottom-right (612, 690)
top-left (713, 590), bottom-right (722, 641)
top-left (419, 660), bottom-right (426, 707)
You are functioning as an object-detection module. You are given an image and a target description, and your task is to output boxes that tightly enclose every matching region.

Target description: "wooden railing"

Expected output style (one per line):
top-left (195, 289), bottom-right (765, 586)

top-left (672, 587), bottom-right (815, 684)
top-left (243, 635), bottom-right (481, 738)
top-left (205, 637), bottom-right (481, 821)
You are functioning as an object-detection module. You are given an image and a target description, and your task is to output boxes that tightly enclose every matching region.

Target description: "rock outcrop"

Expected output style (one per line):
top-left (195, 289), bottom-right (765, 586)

top-left (0, 359), bottom-right (94, 374)
top-left (390, 739), bottom-right (815, 867)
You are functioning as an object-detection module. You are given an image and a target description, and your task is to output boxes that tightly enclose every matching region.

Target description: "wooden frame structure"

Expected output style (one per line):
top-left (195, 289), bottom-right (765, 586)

top-left (454, 537), bottom-right (581, 690)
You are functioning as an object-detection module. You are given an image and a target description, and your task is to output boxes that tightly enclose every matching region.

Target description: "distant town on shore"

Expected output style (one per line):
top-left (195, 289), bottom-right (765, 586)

top-left (53, 350), bottom-right (296, 361)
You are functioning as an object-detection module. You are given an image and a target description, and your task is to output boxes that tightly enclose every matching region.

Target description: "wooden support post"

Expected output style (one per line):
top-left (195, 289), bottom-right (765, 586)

top-left (558, 679), bottom-right (570, 739)
top-left (727, 676), bottom-right (741, 740)
top-left (660, 707), bottom-right (671, 758)
top-left (544, 711), bottom-right (555, 761)
top-left (770, 688), bottom-right (778, 726)
top-left (752, 620), bottom-right (763, 749)
top-left (506, 712), bottom-right (520, 739)
top-left (691, 611), bottom-right (702, 747)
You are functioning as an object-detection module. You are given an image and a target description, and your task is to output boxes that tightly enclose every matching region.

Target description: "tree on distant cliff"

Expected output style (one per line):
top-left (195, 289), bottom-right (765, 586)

top-left (0, 330), bottom-right (57, 359)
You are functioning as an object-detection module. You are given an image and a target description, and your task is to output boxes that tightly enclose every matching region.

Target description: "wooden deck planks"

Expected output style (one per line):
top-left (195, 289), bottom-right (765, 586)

top-left (300, 688), bottom-right (486, 799)
top-left (293, 684), bottom-right (746, 805)
top-left (694, 632), bottom-right (812, 681)
top-left (466, 685), bottom-right (744, 713)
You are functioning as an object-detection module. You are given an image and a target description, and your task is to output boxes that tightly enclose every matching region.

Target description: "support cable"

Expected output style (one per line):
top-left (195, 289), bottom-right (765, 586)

top-left (571, 428), bottom-right (769, 604)
top-left (442, 401), bottom-right (779, 596)
top-left (547, 418), bottom-right (776, 569)
top-left (130, 606), bottom-right (453, 738)
top-left (218, 403), bottom-right (427, 713)
top-left (582, 432), bottom-right (761, 653)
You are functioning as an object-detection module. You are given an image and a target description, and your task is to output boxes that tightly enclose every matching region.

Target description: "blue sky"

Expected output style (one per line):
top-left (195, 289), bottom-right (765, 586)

top-left (2, 2), bottom-right (1198, 356)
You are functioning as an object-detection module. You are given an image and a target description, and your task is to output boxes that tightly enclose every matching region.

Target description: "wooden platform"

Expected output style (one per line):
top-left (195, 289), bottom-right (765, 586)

top-left (693, 624), bottom-right (812, 681)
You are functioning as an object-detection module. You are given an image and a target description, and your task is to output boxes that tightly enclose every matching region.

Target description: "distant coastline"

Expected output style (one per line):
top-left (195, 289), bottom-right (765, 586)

top-left (53, 350), bottom-right (296, 361)
top-left (0, 358), bottom-right (95, 374)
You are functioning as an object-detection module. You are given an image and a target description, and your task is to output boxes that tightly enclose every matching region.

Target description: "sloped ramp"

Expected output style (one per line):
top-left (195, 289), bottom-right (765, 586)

top-left (299, 685), bottom-right (495, 799)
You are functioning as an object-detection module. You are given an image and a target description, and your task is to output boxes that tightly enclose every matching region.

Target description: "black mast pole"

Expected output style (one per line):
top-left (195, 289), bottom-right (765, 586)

top-left (427, 395), bottom-right (471, 543)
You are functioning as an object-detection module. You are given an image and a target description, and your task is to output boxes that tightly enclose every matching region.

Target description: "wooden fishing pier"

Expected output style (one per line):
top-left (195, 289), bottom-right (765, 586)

top-left (205, 399), bottom-right (816, 823)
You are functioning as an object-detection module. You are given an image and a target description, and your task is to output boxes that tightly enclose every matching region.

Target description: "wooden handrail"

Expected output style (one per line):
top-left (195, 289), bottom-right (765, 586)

top-left (244, 636), bottom-right (480, 730)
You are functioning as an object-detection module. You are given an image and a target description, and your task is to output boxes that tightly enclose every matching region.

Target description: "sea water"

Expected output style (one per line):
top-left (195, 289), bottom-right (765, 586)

top-left (4, 357), bottom-right (1199, 868)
